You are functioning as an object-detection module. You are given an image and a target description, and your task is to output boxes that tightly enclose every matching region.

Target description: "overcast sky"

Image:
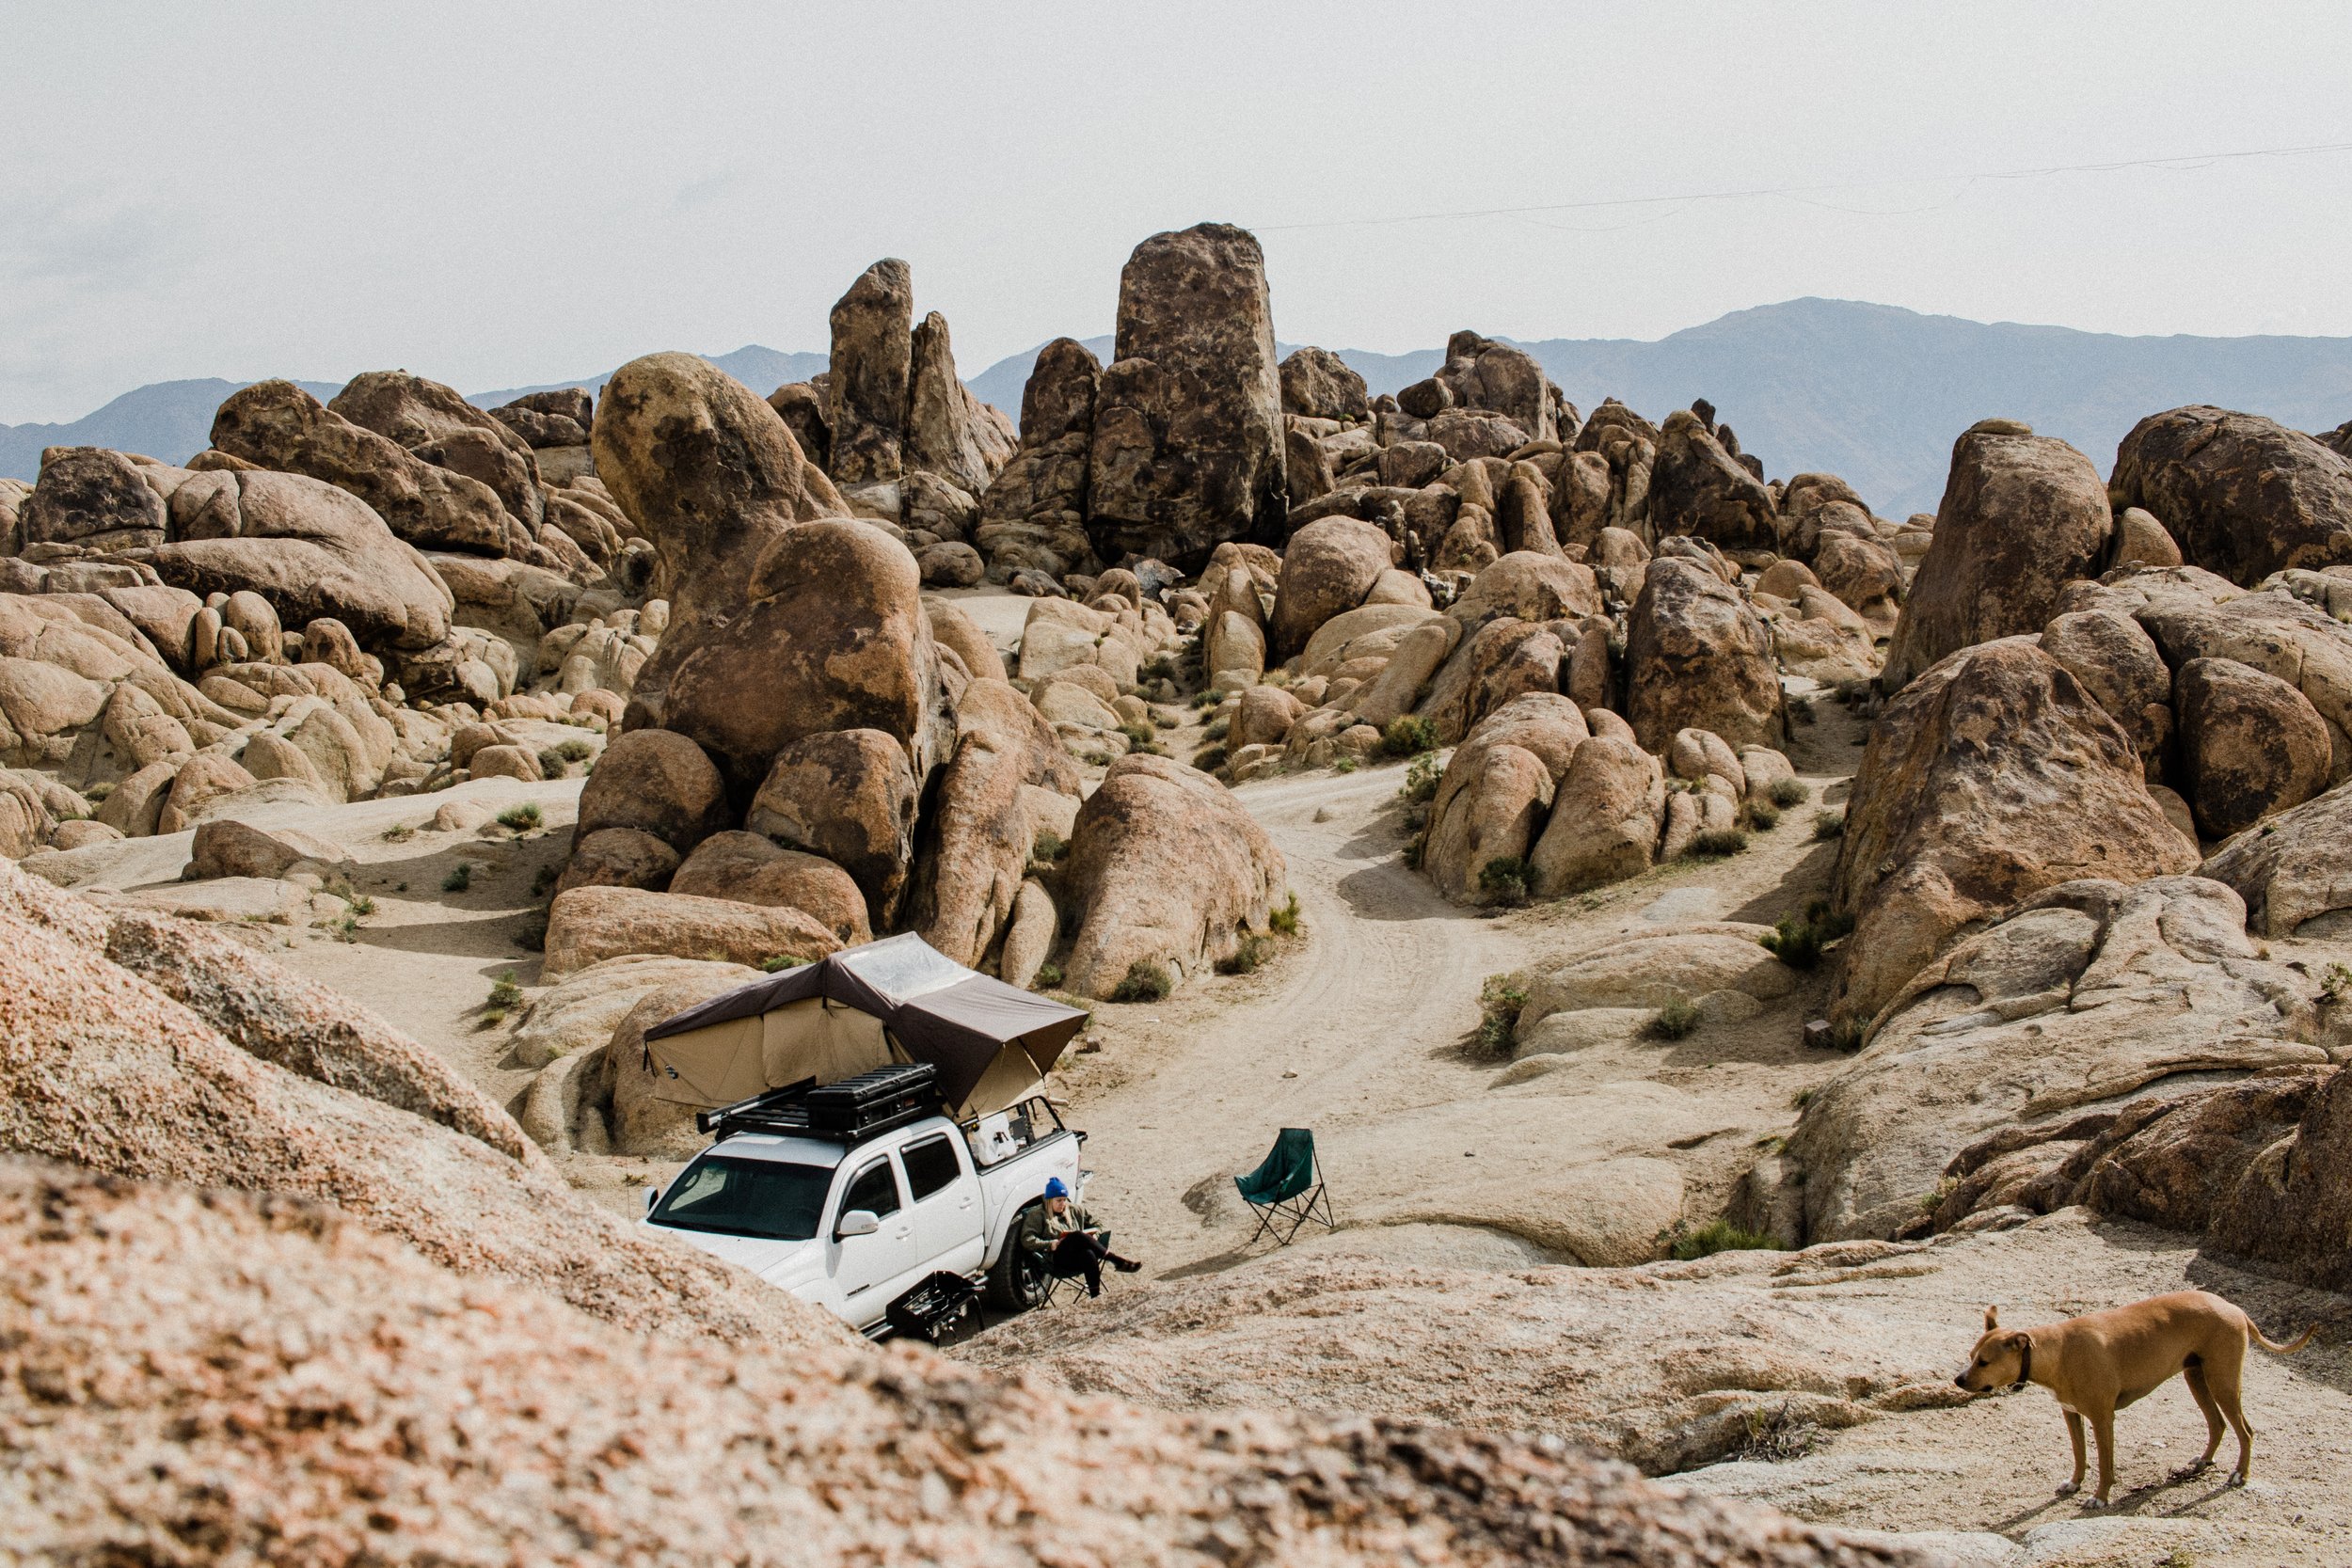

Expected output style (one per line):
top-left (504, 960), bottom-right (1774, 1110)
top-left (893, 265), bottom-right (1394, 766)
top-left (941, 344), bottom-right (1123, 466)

top-left (4, 1), bottom-right (2349, 424)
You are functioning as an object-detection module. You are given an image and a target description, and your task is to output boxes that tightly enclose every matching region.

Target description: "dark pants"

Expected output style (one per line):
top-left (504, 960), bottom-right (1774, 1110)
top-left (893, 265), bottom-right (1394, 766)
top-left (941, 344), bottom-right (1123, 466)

top-left (1044, 1230), bottom-right (1114, 1295)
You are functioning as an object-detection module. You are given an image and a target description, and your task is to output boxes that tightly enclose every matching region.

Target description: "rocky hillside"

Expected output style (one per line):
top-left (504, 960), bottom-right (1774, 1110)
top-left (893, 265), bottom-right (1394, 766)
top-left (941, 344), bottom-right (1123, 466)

top-left (5, 214), bottom-right (2351, 1562)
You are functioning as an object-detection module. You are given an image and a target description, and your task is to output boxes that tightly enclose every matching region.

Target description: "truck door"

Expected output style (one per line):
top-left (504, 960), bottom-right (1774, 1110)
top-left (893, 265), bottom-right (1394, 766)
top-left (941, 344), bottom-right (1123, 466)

top-left (899, 1130), bottom-right (983, 1275)
top-left (831, 1152), bottom-right (918, 1324)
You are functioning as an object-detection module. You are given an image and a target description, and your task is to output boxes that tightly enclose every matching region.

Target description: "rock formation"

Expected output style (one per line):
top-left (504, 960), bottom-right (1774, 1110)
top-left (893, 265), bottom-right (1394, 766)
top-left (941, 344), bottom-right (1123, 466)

top-left (2112, 404), bottom-right (2352, 582)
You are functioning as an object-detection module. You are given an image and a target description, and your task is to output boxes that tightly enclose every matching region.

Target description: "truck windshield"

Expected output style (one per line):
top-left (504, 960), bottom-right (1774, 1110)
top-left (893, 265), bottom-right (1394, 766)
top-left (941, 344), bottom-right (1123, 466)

top-left (650, 1156), bottom-right (834, 1242)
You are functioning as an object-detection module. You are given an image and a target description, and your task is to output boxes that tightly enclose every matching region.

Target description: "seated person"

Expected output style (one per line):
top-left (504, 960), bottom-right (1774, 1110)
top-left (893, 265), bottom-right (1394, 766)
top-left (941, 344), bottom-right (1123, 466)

top-left (1017, 1176), bottom-right (1140, 1297)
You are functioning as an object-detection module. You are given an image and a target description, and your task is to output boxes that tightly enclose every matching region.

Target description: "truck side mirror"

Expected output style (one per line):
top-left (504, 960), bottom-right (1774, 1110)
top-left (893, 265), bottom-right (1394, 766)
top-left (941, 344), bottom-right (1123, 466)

top-left (644, 1185), bottom-right (660, 1215)
top-left (834, 1209), bottom-right (881, 1239)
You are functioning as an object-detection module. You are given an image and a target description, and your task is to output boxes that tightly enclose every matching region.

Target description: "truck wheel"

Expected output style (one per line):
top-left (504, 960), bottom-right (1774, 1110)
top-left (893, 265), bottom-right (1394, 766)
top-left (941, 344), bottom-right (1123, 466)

top-left (986, 1204), bottom-right (1049, 1313)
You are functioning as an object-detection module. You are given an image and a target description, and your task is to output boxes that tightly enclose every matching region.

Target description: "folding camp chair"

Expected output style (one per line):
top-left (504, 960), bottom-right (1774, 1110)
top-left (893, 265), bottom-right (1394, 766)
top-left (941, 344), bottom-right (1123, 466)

top-left (1233, 1128), bottom-right (1336, 1246)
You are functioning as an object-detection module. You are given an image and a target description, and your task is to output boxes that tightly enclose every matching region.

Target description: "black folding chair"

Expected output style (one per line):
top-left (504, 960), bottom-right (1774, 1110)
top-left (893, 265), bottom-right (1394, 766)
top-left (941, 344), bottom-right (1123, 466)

top-left (1233, 1127), bottom-right (1336, 1246)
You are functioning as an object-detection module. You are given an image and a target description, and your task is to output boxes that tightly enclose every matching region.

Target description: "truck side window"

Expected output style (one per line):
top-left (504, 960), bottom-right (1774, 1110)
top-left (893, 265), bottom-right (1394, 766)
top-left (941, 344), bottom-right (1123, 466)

top-left (900, 1133), bottom-right (962, 1202)
top-left (841, 1157), bottom-right (902, 1219)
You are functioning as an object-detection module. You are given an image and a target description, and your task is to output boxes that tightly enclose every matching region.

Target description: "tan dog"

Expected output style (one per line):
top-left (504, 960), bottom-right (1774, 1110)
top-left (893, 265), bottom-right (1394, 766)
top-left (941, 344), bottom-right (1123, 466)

top-left (1955, 1291), bottom-right (2316, 1505)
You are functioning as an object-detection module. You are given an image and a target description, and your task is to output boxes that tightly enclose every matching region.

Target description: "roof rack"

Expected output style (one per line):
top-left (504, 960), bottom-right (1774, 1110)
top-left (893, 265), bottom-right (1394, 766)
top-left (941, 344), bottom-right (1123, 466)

top-left (695, 1064), bottom-right (944, 1147)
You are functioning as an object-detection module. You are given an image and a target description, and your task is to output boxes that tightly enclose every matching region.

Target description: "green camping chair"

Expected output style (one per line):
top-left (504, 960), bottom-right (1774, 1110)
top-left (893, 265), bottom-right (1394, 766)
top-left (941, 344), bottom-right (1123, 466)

top-left (1233, 1128), bottom-right (1335, 1246)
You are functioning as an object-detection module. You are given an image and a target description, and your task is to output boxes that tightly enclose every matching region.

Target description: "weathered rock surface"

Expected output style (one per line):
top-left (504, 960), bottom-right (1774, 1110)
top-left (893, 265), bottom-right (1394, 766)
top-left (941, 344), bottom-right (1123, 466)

top-left (1624, 557), bottom-right (1783, 752)
top-left (330, 370), bottom-right (543, 531)
top-left (1267, 515), bottom-right (1392, 658)
top-left (0, 861), bottom-right (820, 1343)
top-left (1829, 640), bottom-right (2201, 1028)
top-left (2172, 656), bottom-right (2330, 837)
top-left (1062, 752), bottom-right (1285, 995)
top-left (574, 727), bottom-right (728, 853)
top-left (2112, 404), bottom-right (2352, 583)
top-left (542, 884), bottom-right (840, 977)
top-left (905, 309), bottom-right (1015, 495)
top-left (975, 337), bottom-right (1101, 581)
top-left (1791, 876), bottom-right (2323, 1242)
top-left (211, 380), bottom-right (530, 558)
top-left (748, 727), bottom-right (923, 927)
top-left (670, 831), bottom-right (872, 945)
top-left (827, 258), bottom-right (914, 484)
top-left (640, 520), bottom-right (947, 792)
top-left (1086, 224), bottom-right (1286, 567)
top-left (18, 447), bottom-right (167, 552)
top-left (1882, 422), bottom-right (2111, 690)
top-left (1648, 410), bottom-right (1776, 550)
top-left (0, 1163), bottom-right (1925, 1568)
top-left (1278, 346), bottom-right (1371, 422)
top-left (2200, 777), bottom-right (2352, 936)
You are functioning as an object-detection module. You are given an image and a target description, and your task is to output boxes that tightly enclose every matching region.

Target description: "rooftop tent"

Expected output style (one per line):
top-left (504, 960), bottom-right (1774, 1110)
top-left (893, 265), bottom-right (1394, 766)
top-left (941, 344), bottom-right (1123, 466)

top-left (640, 933), bottom-right (1089, 1120)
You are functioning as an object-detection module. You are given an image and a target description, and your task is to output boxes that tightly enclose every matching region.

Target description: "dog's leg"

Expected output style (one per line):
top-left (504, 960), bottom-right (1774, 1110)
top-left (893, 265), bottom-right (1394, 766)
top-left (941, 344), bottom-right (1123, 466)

top-left (2088, 1406), bottom-right (2118, 1506)
top-left (2173, 1362), bottom-right (2223, 1481)
top-left (2058, 1409), bottom-right (2087, 1497)
top-left (2208, 1349), bottom-right (2255, 1485)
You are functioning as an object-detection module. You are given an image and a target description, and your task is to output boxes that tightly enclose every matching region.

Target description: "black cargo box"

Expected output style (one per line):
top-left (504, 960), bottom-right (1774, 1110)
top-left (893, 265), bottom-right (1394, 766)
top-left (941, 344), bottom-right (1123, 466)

top-left (804, 1063), bottom-right (941, 1136)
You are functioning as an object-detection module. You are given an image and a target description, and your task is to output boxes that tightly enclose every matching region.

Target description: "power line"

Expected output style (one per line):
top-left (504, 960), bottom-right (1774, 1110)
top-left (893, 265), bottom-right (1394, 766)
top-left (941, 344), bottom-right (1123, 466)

top-left (1252, 138), bottom-right (2352, 233)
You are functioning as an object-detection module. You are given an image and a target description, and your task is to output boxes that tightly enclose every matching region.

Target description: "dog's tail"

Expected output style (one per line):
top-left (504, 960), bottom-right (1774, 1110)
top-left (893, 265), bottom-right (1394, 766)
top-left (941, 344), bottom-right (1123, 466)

top-left (2249, 1320), bottom-right (2320, 1355)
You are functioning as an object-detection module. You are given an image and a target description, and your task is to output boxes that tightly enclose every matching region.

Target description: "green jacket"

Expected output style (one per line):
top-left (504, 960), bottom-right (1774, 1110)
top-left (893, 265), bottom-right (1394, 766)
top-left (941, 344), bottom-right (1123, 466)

top-left (1018, 1199), bottom-right (1098, 1257)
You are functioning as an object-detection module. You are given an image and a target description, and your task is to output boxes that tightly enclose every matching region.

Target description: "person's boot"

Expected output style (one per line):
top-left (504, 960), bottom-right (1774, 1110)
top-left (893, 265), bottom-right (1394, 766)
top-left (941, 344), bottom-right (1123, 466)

top-left (1109, 1254), bottom-right (1142, 1274)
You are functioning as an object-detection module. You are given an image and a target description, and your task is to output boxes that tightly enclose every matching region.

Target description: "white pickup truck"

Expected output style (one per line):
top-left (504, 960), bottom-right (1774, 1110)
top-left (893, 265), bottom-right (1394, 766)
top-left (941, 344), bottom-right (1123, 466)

top-left (641, 1067), bottom-right (1083, 1334)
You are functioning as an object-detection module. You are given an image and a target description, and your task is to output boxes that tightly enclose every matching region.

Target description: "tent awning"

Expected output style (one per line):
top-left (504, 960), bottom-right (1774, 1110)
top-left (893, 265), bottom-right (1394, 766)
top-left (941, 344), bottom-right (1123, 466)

top-left (643, 934), bottom-right (1089, 1116)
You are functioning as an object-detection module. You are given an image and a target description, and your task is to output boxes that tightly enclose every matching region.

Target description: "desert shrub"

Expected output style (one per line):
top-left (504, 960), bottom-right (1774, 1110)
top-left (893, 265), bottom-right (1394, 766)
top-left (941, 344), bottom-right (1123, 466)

top-left (1118, 721), bottom-right (1156, 750)
top-left (1203, 715), bottom-right (1231, 741)
top-left (1478, 856), bottom-right (1531, 904)
top-left (1268, 893), bottom-right (1302, 936)
top-left (554, 737), bottom-right (595, 763)
top-left (1109, 959), bottom-right (1172, 1003)
top-left (1398, 752), bottom-right (1442, 804)
top-left (1190, 689), bottom-right (1222, 711)
top-left (1033, 961), bottom-right (1064, 989)
top-left (1669, 1218), bottom-right (1779, 1261)
top-left (1139, 655), bottom-right (1179, 684)
top-left (1477, 973), bottom-right (1529, 1054)
top-left (1215, 934), bottom-right (1275, 975)
top-left (2322, 961), bottom-right (2352, 1006)
top-left (1811, 810), bottom-right (1846, 841)
top-left (442, 863), bottom-right (472, 893)
top-left (1788, 695), bottom-right (1817, 726)
top-left (1381, 715), bottom-right (1440, 757)
top-left (1645, 995), bottom-right (1701, 1039)
top-left (1768, 776), bottom-right (1810, 809)
top-left (345, 893), bottom-right (376, 917)
top-left (1083, 750), bottom-right (1112, 768)
top-left (497, 802), bottom-right (543, 832)
top-left (486, 971), bottom-right (522, 1010)
top-left (1332, 755), bottom-right (1359, 774)
top-left (1758, 900), bottom-right (1852, 971)
top-left (380, 822), bottom-right (417, 843)
top-left (537, 749), bottom-right (568, 777)
top-left (759, 955), bottom-right (810, 974)
top-left (1400, 832), bottom-right (1425, 869)
top-left (1153, 710), bottom-right (1178, 729)
top-left (1191, 744), bottom-right (1229, 773)
top-left (1031, 830), bottom-right (1068, 863)
top-left (1735, 1401), bottom-right (1821, 1463)
top-left (1691, 829), bottom-right (1748, 857)
top-left (1745, 803), bottom-right (1780, 832)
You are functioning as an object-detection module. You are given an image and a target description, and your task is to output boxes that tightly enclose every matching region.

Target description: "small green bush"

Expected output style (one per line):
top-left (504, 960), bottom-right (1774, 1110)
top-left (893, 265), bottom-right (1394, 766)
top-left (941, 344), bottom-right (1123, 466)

top-left (1760, 900), bottom-right (1857, 971)
top-left (759, 954), bottom-right (810, 974)
top-left (1190, 689), bottom-right (1222, 711)
top-left (84, 781), bottom-right (115, 802)
top-left (1203, 715), bottom-right (1231, 742)
top-left (1033, 960), bottom-right (1064, 990)
top-left (1812, 810), bottom-right (1846, 841)
top-left (497, 802), bottom-right (543, 832)
top-left (346, 893), bottom-right (376, 917)
top-left (381, 822), bottom-right (417, 843)
top-left (537, 749), bottom-right (568, 777)
top-left (1332, 755), bottom-right (1359, 774)
top-left (486, 971), bottom-right (522, 1010)
top-left (1768, 777), bottom-right (1810, 809)
top-left (554, 737), bottom-right (596, 763)
top-left (1400, 832), bottom-right (1424, 870)
top-left (1381, 715), bottom-right (1440, 757)
top-left (1669, 1218), bottom-right (1779, 1261)
top-left (1478, 856), bottom-right (1531, 904)
top-left (1398, 752), bottom-right (1442, 805)
top-left (1268, 892), bottom-right (1302, 936)
top-left (1215, 934), bottom-right (1275, 975)
top-left (442, 863), bottom-right (472, 893)
top-left (1118, 721), bottom-right (1156, 750)
top-left (1645, 995), bottom-right (1702, 1039)
top-left (1477, 973), bottom-right (1529, 1055)
top-left (1788, 695), bottom-right (1817, 726)
top-left (1746, 803), bottom-right (1781, 832)
top-left (1109, 959), bottom-right (1172, 1003)
top-left (1690, 829), bottom-right (1748, 858)
top-left (1192, 744), bottom-right (1229, 773)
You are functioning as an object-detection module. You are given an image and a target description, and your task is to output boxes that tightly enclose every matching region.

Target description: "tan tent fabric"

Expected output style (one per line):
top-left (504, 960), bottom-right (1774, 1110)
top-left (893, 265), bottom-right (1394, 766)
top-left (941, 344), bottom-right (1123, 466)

top-left (642, 935), bottom-right (1088, 1118)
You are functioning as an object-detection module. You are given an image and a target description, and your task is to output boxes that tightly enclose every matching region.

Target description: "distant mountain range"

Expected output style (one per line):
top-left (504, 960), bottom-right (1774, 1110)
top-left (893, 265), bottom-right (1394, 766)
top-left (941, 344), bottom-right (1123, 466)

top-left (10, 301), bottom-right (2351, 517)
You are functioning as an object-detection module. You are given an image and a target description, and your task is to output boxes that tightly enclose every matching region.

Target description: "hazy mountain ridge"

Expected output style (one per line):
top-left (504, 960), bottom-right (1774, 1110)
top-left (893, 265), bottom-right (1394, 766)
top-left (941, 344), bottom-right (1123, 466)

top-left (10, 302), bottom-right (2350, 516)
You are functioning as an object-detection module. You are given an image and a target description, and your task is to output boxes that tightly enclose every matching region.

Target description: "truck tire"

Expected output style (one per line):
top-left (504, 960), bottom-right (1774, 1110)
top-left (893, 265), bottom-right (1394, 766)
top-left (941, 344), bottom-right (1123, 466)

top-left (985, 1203), bottom-right (1050, 1313)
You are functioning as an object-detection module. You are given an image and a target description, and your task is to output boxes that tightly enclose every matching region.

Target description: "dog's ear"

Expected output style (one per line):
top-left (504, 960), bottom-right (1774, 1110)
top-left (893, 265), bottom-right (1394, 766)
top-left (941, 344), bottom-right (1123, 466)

top-left (2008, 1332), bottom-right (2031, 1353)
top-left (1983, 1306), bottom-right (1999, 1330)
